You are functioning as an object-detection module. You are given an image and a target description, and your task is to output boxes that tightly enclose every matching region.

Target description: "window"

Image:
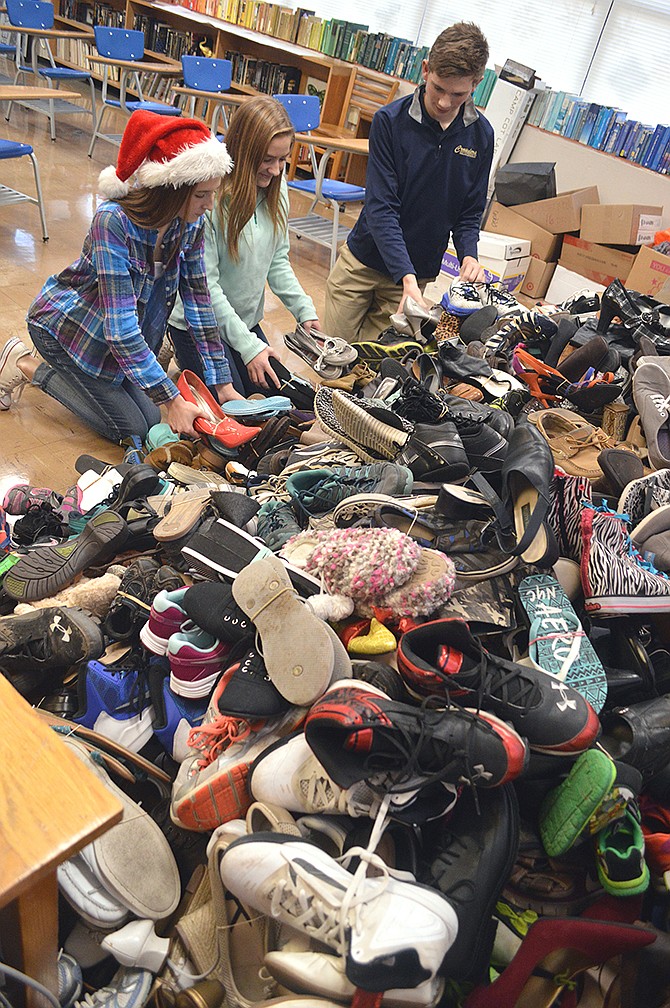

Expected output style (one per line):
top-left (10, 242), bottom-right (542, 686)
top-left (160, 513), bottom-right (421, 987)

top-left (582, 0), bottom-right (670, 125)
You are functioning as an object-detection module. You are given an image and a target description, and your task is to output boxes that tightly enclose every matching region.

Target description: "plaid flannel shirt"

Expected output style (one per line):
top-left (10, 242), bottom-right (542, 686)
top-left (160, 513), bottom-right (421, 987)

top-left (27, 201), bottom-right (231, 403)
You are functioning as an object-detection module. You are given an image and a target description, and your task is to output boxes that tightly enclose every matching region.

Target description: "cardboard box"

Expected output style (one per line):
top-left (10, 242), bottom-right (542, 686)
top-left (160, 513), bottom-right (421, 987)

top-left (559, 235), bottom-right (635, 286)
top-left (440, 245), bottom-right (530, 293)
top-left (625, 245), bottom-right (670, 305)
top-left (477, 230), bottom-right (531, 260)
top-left (545, 264), bottom-right (606, 305)
top-left (513, 186), bottom-right (600, 235)
top-left (520, 258), bottom-right (556, 299)
top-left (580, 204), bottom-right (663, 245)
top-left (485, 201), bottom-right (562, 262)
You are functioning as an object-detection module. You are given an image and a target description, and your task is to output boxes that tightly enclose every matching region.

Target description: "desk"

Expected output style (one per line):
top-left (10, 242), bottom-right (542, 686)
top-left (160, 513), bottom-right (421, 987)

top-left (171, 85), bottom-right (247, 133)
top-left (86, 55), bottom-right (181, 153)
top-left (0, 84), bottom-right (80, 100)
top-left (3, 25), bottom-right (95, 139)
top-left (288, 133), bottom-right (368, 268)
top-left (0, 677), bottom-right (122, 1008)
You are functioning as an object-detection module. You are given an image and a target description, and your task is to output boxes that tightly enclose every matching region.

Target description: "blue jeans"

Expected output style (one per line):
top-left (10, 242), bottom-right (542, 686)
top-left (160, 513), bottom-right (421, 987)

top-left (29, 324), bottom-right (161, 443)
top-left (167, 323), bottom-right (269, 397)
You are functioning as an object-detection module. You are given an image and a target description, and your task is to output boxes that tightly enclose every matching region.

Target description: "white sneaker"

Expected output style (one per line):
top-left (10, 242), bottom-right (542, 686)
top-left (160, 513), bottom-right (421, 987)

top-left (248, 731), bottom-right (394, 818)
top-left (479, 283), bottom-right (522, 318)
top-left (441, 281), bottom-right (484, 316)
top-left (219, 834), bottom-right (458, 991)
top-left (0, 337), bottom-right (31, 409)
top-left (73, 967), bottom-right (153, 1008)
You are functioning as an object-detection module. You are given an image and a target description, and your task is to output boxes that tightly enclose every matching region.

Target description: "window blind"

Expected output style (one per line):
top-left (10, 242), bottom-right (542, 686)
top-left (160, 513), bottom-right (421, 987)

top-left (418, 0), bottom-right (611, 95)
top-left (582, 0), bottom-right (670, 125)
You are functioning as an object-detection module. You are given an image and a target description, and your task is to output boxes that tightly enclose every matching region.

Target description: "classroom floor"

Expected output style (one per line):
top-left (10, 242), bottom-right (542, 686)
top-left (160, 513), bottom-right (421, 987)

top-left (0, 72), bottom-right (352, 500)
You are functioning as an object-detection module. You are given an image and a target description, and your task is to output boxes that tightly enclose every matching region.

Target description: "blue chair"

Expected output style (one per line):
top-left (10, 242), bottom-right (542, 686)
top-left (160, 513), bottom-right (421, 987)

top-left (180, 55), bottom-right (236, 134)
top-left (4, 0), bottom-right (96, 141)
top-left (273, 93), bottom-right (365, 269)
top-left (87, 26), bottom-right (181, 157)
top-left (0, 138), bottom-right (48, 239)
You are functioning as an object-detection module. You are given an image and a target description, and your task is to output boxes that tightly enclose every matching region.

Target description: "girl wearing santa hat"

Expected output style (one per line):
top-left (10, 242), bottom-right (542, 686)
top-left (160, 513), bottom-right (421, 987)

top-left (167, 94), bottom-right (321, 395)
top-left (0, 110), bottom-right (246, 444)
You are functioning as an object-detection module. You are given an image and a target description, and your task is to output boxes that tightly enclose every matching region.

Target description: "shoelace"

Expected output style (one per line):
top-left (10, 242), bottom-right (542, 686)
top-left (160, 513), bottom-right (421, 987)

top-left (186, 712), bottom-right (262, 769)
top-left (362, 698), bottom-right (487, 791)
top-left (451, 281), bottom-right (482, 302)
top-left (585, 501), bottom-right (669, 579)
top-left (270, 795), bottom-right (394, 955)
top-left (650, 392), bottom-right (670, 416)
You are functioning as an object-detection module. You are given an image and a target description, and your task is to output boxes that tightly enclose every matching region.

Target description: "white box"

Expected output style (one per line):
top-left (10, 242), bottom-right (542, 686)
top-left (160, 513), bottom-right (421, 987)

top-left (440, 245), bottom-right (530, 293)
top-left (484, 79), bottom-right (536, 196)
top-left (545, 263), bottom-right (606, 305)
top-left (478, 230), bottom-right (531, 260)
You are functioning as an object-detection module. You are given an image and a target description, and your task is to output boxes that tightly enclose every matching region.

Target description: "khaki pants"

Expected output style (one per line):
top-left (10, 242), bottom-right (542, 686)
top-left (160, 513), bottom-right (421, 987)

top-left (324, 244), bottom-right (433, 343)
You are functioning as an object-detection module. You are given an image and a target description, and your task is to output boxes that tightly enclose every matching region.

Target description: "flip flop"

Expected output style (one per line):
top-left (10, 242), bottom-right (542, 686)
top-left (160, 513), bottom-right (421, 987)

top-left (516, 573), bottom-right (608, 713)
top-left (221, 396), bottom-right (292, 417)
top-left (3, 510), bottom-right (130, 601)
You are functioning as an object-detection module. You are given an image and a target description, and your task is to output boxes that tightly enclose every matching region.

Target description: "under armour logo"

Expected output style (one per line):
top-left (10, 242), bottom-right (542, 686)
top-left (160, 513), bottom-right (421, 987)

top-left (551, 679), bottom-right (577, 711)
top-left (50, 614), bottom-right (72, 642)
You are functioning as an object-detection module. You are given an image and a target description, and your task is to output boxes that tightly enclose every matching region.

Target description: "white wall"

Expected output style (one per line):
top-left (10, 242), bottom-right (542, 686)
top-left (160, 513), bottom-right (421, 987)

top-left (509, 125), bottom-right (670, 230)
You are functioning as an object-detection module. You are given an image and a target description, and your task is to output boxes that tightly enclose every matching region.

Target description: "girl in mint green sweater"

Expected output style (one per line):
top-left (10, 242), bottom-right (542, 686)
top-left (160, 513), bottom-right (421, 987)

top-left (168, 95), bottom-right (321, 394)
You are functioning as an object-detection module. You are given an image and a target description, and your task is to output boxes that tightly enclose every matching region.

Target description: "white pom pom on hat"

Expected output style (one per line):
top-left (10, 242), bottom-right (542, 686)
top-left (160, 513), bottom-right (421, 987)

top-left (98, 109), bottom-right (233, 199)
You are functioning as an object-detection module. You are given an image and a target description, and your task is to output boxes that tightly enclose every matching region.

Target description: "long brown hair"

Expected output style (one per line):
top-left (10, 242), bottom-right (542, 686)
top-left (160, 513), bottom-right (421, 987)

top-left (117, 183), bottom-right (204, 261)
top-left (217, 95), bottom-right (293, 261)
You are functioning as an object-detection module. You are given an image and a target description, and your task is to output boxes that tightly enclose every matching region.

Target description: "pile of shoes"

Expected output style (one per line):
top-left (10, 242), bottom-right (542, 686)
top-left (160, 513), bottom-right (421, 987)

top-left (6, 278), bottom-right (670, 1008)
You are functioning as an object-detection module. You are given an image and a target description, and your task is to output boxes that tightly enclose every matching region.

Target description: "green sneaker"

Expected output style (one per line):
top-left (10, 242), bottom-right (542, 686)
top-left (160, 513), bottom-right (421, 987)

top-left (539, 749), bottom-right (617, 857)
top-left (596, 801), bottom-right (650, 897)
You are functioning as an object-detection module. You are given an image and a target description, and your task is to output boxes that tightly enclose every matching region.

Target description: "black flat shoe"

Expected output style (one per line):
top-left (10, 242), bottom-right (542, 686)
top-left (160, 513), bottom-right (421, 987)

top-left (501, 422), bottom-right (558, 566)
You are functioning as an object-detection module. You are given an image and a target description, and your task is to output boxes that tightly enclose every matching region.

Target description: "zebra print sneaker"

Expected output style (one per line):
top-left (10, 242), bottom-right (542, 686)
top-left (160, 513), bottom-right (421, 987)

top-left (581, 503), bottom-right (670, 615)
top-left (618, 469), bottom-right (670, 529)
top-left (548, 467), bottom-right (592, 562)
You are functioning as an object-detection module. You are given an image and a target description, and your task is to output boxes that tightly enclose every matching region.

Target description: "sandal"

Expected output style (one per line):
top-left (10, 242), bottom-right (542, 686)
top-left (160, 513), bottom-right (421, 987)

top-left (284, 324), bottom-right (358, 378)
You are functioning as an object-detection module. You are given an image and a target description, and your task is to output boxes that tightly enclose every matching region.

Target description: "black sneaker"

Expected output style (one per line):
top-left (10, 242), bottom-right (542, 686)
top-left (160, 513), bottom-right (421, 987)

top-left (447, 413), bottom-right (509, 473)
top-left (421, 784), bottom-right (520, 984)
top-left (181, 581), bottom-right (252, 643)
top-left (397, 618), bottom-right (600, 755)
top-left (442, 392), bottom-right (514, 439)
top-left (12, 501), bottom-right (66, 547)
top-left (104, 559), bottom-right (183, 642)
top-left (0, 605), bottom-right (104, 697)
top-left (304, 679), bottom-right (529, 793)
top-left (397, 421), bottom-right (470, 482)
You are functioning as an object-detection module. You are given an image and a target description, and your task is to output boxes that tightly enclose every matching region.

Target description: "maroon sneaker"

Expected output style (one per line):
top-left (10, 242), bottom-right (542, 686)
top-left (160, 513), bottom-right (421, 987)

top-left (397, 618), bottom-right (599, 756)
top-left (167, 627), bottom-right (231, 698)
top-left (304, 679), bottom-right (528, 793)
top-left (139, 587), bottom-right (189, 655)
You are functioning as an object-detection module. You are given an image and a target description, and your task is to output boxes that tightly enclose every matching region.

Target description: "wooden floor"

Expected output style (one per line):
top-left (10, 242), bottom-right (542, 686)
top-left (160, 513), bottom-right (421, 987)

top-left (0, 69), bottom-right (352, 501)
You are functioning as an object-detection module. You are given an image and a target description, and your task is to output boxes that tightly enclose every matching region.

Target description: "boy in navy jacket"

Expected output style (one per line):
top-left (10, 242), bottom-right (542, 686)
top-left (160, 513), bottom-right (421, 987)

top-left (324, 22), bottom-right (493, 343)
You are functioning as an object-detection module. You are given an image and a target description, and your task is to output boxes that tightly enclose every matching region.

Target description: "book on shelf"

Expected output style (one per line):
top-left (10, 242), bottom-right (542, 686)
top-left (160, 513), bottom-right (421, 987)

top-left (620, 120), bottom-right (642, 158)
top-left (529, 88), bottom-right (551, 127)
top-left (552, 93), bottom-right (578, 135)
top-left (604, 115), bottom-right (627, 153)
top-left (540, 90), bottom-right (565, 131)
top-left (561, 98), bottom-right (588, 138)
top-left (629, 123), bottom-right (655, 164)
top-left (641, 123), bottom-right (669, 169)
top-left (473, 67), bottom-right (497, 108)
top-left (577, 102), bottom-right (601, 145)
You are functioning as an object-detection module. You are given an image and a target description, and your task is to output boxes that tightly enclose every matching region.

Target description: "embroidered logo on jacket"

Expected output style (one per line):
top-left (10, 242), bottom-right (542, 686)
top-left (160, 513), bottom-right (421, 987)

top-left (454, 145), bottom-right (477, 158)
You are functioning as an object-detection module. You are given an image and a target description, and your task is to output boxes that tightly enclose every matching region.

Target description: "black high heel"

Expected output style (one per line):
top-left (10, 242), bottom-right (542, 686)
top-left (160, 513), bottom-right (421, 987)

top-left (598, 278), bottom-right (670, 348)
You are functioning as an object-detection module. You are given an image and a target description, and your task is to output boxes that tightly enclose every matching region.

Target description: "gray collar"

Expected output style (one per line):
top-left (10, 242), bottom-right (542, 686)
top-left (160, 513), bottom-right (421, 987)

top-left (409, 85), bottom-right (479, 128)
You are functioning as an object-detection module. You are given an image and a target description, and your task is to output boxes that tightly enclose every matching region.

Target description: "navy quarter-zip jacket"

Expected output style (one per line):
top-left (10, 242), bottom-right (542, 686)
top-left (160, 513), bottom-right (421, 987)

top-left (347, 86), bottom-right (494, 283)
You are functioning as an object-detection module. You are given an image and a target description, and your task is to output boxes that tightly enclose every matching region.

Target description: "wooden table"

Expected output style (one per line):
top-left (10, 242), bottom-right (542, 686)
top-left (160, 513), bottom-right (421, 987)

top-left (0, 84), bottom-right (80, 101)
top-left (0, 678), bottom-right (122, 1008)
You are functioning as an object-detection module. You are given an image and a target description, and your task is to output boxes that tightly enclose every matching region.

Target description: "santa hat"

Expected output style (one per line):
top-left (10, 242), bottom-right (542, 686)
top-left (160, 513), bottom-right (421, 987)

top-left (98, 110), bottom-right (233, 199)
